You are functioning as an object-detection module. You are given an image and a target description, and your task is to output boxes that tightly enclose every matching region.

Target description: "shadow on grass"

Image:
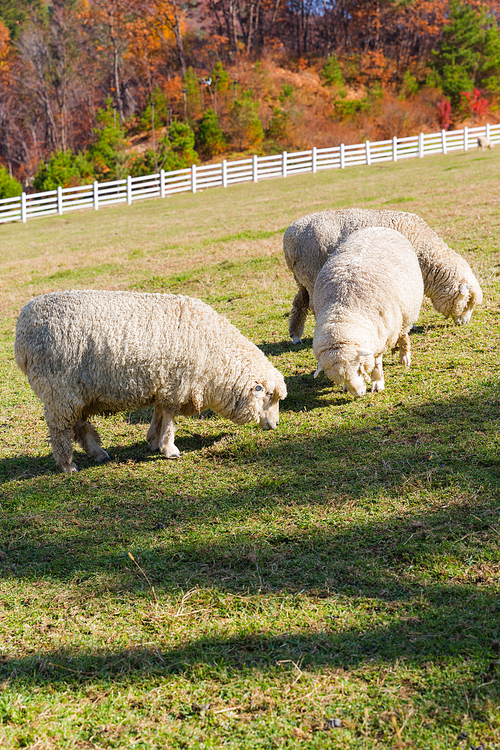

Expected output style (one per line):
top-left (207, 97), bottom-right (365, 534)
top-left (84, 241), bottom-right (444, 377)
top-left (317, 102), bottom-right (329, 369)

top-left (1, 547), bottom-right (499, 725)
top-left (1, 382), bottom-right (499, 720)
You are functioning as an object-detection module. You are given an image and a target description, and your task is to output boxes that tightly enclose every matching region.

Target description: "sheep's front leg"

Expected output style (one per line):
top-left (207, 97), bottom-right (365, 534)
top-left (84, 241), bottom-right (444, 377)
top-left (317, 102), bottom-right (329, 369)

top-left (46, 413), bottom-right (78, 473)
top-left (73, 419), bottom-right (110, 463)
top-left (289, 284), bottom-right (310, 344)
top-left (371, 354), bottom-right (385, 393)
top-left (146, 405), bottom-right (163, 451)
top-left (398, 333), bottom-right (411, 367)
top-left (158, 410), bottom-right (181, 459)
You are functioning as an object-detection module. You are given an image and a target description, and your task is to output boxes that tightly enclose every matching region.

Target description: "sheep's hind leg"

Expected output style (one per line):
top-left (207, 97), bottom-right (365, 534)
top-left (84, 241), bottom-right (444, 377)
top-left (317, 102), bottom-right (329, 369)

top-left (398, 333), bottom-right (411, 367)
top-left (158, 410), bottom-right (181, 459)
top-left (289, 284), bottom-right (309, 344)
top-left (371, 355), bottom-right (385, 393)
top-left (147, 405), bottom-right (163, 451)
top-left (73, 419), bottom-right (110, 463)
top-left (45, 413), bottom-right (78, 473)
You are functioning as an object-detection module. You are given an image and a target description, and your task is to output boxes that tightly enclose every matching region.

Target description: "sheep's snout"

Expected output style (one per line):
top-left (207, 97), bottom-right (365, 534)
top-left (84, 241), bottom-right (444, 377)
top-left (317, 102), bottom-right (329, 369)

top-left (345, 378), bottom-right (367, 398)
top-left (260, 415), bottom-right (278, 430)
top-left (259, 400), bottom-right (280, 430)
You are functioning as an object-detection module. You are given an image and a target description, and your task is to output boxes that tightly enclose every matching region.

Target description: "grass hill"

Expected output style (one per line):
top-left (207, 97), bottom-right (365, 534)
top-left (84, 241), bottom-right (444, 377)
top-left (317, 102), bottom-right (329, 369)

top-left (0, 147), bottom-right (499, 748)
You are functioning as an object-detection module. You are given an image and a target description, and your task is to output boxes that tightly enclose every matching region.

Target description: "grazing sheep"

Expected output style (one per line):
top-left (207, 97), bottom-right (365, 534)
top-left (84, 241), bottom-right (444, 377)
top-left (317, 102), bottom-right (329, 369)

top-left (312, 227), bottom-right (423, 397)
top-left (284, 208), bottom-right (482, 343)
top-left (477, 135), bottom-right (493, 151)
top-left (15, 290), bottom-right (287, 473)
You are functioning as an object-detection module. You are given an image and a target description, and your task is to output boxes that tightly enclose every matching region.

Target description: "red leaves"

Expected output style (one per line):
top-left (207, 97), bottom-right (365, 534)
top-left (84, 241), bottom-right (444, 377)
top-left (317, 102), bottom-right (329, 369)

top-left (460, 88), bottom-right (490, 119)
top-left (436, 98), bottom-right (452, 130)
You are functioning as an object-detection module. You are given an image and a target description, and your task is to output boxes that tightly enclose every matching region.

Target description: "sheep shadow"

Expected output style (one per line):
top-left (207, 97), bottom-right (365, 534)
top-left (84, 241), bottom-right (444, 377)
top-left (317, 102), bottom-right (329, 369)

top-left (0, 430), bottom-right (232, 480)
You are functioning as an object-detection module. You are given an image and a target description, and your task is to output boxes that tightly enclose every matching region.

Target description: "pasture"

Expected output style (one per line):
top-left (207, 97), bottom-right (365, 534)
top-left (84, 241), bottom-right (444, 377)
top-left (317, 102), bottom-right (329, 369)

top-left (0, 148), bottom-right (499, 749)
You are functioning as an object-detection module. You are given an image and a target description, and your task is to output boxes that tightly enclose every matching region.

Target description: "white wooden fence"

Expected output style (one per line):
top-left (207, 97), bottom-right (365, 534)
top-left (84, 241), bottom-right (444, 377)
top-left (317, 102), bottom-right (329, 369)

top-left (1, 123), bottom-right (498, 226)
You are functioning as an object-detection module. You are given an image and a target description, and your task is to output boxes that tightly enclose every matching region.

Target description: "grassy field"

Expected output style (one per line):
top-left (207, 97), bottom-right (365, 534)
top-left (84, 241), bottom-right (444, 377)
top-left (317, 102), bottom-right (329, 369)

top-left (0, 148), bottom-right (499, 749)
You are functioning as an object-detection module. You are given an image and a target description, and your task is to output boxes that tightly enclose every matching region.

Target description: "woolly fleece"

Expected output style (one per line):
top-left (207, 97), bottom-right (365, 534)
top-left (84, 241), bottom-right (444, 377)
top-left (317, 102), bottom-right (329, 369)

top-left (312, 227), bottom-right (423, 397)
top-left (15, 290), bottom-right (287, 472)
top-left (284, 208), bottom-right (482, 342)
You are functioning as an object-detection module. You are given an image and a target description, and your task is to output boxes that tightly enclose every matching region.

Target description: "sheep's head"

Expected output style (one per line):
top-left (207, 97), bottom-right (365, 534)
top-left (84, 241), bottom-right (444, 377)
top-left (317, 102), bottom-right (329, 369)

top-left (450, 281), bottom-right (482, 325)
top-left (314, 347), bottom-right (374, 398)
top-left (232, 375), bottom-right (287, 430)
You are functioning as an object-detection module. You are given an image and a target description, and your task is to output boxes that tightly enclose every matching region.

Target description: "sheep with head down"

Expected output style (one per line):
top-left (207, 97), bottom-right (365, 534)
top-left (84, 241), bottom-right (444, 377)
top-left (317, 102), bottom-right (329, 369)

top-left (15, 290), bottom-right (287, 473)
top-left (283, 207), bottom-right (482, 344)
top-left (312, 227), bottom-right (423, 397)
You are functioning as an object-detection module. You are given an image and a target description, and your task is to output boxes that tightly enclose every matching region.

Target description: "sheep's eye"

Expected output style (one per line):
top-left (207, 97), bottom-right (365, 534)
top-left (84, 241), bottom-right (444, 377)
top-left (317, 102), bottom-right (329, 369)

top-left (255, 385), bottom-right (263, 392)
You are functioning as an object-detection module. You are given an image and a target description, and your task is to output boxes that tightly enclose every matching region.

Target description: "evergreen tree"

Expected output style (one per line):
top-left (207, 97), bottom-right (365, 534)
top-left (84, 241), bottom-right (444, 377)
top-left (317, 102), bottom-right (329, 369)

top-left (229, 92), bottom-right (264, 151)
top-left (196, 108), bottom-right (226, 159)
top-left (33, 149), bottom-right (93, 191)
top-left (433, 1), bottom-right (500, 106)
top-left (0, 164), bottom-right (22, 197)
top-left (320, 54), bottom-right (345, 89)
top-left (90, 102), bottom-right (131, 181)
top-left (134, 121), bottom-right (198, 175)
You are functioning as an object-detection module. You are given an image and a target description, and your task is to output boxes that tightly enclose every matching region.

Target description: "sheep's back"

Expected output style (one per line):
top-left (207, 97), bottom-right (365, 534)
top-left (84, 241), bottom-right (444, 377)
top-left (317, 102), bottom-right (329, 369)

top-left (313, 227), bottom-right (423, 328)
top-left (15, 290), bottom-right (272, 414)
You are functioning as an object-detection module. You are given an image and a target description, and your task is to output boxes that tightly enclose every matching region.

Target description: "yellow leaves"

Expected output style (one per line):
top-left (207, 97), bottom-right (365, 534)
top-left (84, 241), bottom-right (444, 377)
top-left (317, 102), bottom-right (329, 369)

top-left (0, 20), bottom-right (10, 64)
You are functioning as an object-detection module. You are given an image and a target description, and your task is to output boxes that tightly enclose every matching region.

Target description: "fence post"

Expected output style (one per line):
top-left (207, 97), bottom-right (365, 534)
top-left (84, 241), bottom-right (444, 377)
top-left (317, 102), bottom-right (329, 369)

top-left (191, 163), bottom-right (197, 193)
top-left (441, 129), bottom-right (447, 155)
top-left (160, 169), bottom-right (165, 199)
top-left (312, 146), bottom-right (317, 174)
top-left (463, 126), bottom-right (468, 151)
top-left (21, 191), bottom-right (27, 223)
top-left (222, 159), bottom-right (227, 188)
top-left (57, 185), bottom-right (63, 216)
top-left (283, 151), bottom-right (288, 178)
top-left (340, 143), bottom-right (345, 169)
top-left (253, 154), bottom-right (258, 183)
top-left (127, 175), bottom-right (132, 205)
top-left (365, 140), bottom-right (371, 166)
top-left (486, 122), bottom-right (491, 141)
top-left (93, 181), bottom-right (99, 210)
top-left (419, 132), bottom-right (424, 158)
top-left (392, 136), bottom-right (398, 162)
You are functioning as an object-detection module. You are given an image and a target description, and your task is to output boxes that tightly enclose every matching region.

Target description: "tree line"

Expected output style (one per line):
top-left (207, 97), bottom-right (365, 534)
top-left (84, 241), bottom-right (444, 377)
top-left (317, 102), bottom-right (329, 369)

top-left (0, 0), bottom-right (499, 196)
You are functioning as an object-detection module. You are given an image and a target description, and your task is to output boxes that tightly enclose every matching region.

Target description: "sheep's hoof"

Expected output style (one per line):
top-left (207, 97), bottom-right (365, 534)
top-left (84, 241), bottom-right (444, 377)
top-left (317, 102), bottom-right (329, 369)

top-left (162, 446), bottom-right (181, 459)
top-left (371, 380), bottom-right (385, 393)
top-left (401, 355), bottom-right (411, 367)
top-left (94, 449), bottom-right (110, 463)
top-left (61, 462), bottom-right (78, 473)
top-left (290, 336), bottom-right (303, 345)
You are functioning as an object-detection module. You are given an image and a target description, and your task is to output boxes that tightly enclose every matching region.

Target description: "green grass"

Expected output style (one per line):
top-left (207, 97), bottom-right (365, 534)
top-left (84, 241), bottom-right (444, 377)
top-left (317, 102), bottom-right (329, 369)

top-left (0, 148), bottom-right (500, 748)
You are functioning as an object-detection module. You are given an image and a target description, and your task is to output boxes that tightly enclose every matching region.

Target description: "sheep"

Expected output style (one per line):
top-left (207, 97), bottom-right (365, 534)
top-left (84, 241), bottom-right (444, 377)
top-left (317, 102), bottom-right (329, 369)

top-left (312, 227), bottom-right (423, 397)
top-left (283, 208), bottom-right (482, 343)
top-left (15, 290), bottom-right (287, 473)
top-left (477, 135), bottom-right (493, 151)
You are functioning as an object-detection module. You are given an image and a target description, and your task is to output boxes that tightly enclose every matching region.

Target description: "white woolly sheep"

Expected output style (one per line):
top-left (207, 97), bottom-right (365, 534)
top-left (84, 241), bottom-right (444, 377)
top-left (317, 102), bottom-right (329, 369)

top-left (15, 290), bottom-right (287, 473)
top-left (312, 227), bottom-right (423, 397)
top-left (477, 136), bottom-right (493, 151)
top-left (283, 208), bottom-right (482, 343)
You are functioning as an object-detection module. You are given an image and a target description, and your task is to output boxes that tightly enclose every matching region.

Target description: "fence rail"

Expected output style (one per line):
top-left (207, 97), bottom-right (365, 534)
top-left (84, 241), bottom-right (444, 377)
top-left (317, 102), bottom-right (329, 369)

top-left (2, 123), bottom-right (498, 226)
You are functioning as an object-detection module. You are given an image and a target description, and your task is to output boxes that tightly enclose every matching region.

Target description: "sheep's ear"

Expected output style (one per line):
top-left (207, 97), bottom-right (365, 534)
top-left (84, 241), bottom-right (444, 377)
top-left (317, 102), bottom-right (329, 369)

top-left (357, 349), bottom-right (373, 358)
top-left (458, 282), bottom-right (469, 298)
top-left (313, 365), bottom-right (323, 378)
